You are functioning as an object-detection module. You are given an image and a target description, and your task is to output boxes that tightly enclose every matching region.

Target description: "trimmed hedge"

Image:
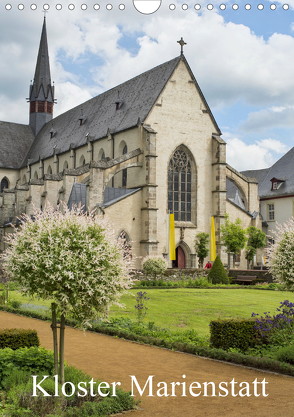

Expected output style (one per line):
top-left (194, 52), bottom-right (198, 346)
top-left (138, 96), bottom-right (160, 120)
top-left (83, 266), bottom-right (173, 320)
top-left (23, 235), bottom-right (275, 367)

top-left (210, 318), bottom-right (257, 351)
top-left (1, 305), bottom-right (294, 377)
top-left (0, 328), bottom-right (40, 350)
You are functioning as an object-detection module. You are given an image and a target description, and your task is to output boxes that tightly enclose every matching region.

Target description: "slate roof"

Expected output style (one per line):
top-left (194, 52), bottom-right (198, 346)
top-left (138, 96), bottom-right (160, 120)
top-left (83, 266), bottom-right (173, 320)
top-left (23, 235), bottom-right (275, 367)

top-left (102, 187), bottom-right (142, 208)
top-left (22, 56), bottom-right (182, 166)
top-left (30, 17), bottom-right (53, 101)
top-left (67, 183), bottom-right (87, 212)
top-left (242, 147), bottom-right (294, 198)
top-left (67, 184), bottom-right (142, 211)
top-left (22, 54), bottom-right (221, 167)
top-left (0, 121), bottom-right (34, 169)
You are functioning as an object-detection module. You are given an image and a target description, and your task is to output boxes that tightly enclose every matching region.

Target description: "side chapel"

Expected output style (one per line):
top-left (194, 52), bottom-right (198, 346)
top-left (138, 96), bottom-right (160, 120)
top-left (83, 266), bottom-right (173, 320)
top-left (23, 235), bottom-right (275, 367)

top-left (0, 19), bottom-right (262, 269)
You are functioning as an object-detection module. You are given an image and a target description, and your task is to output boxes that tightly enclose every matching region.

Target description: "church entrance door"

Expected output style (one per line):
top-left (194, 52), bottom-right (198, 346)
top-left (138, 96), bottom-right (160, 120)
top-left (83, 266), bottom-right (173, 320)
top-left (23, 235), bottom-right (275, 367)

top-left (172, 246), bottom-right (185, 269)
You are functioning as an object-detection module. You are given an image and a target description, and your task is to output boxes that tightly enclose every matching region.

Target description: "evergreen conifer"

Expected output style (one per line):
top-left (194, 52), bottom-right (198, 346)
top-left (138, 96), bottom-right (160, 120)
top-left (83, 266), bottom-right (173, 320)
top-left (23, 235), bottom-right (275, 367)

top-left (208, 255), bottom-right (228, 284)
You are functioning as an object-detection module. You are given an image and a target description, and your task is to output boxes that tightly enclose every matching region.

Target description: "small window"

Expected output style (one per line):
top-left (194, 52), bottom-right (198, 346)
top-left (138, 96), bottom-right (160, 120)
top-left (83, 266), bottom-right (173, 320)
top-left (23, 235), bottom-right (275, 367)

top-left (63, 161), bottom-right (68, 170)
top-left (0, 177), bottom-right (9, 192)
top-left (268, 203), bottom-right (275, 221)
top-left (34, 171), bottom-right (38, 180)
top-left (79, 155), bottom-right (85, 166)
top-left (101, 152), bottom-right (105, 160)
top-left (47, 166), bottom-right (52, 175)
top-left (272, 182), bottom-right (277, 190)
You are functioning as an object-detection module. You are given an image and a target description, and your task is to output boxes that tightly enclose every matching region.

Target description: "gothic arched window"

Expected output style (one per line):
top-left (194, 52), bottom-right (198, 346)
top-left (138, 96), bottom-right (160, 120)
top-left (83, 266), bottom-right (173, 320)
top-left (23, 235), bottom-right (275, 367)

top-left (79, 156), bottom-right (85, 166)
top-left (122, 145), bottom-right (127, 187)
top-left (168, 149), bottom-right (192, 222)
top-left (118, 230), bottom-right (131, 260)
top-left (0, 177), bottom-right (9, 192)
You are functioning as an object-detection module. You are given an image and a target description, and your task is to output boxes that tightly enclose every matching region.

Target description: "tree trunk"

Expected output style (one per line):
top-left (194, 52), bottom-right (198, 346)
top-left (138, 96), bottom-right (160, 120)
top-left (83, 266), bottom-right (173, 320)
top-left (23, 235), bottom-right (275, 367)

top-left (247, 259), bottom-right (250, 270)
top-left (59, 313), bottom-right (65, 385)
top-left (6, 283), bottom-right (9, 303)
top-left (51, 303), bottom-right (58, 376)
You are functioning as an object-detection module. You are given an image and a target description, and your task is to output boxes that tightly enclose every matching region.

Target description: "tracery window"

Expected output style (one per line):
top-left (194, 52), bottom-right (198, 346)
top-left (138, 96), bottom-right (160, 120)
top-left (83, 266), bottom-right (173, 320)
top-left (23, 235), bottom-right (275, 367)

top-left (168, 149), bottom-right (192, 222)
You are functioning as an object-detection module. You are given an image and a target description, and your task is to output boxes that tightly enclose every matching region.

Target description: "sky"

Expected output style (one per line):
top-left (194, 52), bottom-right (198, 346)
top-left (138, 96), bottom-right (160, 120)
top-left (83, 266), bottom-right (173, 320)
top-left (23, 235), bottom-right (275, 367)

top-left (1, 0), bottom-right (294, 171)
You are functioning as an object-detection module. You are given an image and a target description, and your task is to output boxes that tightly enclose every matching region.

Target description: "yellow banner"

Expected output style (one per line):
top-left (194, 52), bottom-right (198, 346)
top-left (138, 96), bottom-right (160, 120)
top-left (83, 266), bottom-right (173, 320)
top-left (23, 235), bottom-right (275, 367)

top-left (169, 214), bottom-right (176, 261)
top-left (211, 216), bottom-right (216, 262)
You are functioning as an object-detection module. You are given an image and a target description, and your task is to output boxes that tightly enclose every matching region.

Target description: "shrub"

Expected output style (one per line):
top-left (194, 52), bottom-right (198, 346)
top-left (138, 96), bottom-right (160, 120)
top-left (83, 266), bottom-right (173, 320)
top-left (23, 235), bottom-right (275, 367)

top-left (6, 377), bottom-right (66, 417)
top-left (10, 300), bottom-right (22, 309)
top-left (142, 256), bottom-right (167, 278)
top-left (210, 318), bottom-right (257, 352)
top-left (0, 347), bottom-right (54, 388)
top-left (0, 328), bottom-right (40, 350)
top-left (207, 255), bottom-right (228, 284)
top-left (252, 300), bottom-right (294, 346)
top-left (2, 358), bottom-right (137, 417)
top-left (275, 345), bottom-right (294, 365)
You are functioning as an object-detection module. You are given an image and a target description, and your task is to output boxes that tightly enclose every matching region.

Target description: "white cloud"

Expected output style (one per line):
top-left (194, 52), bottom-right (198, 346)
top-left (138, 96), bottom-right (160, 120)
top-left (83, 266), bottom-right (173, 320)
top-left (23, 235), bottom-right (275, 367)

top-left (1, 8), bottom-right (294, 134)
top-left (241, 105), bottom-right (294, 132)
top-left (225, 136), bottom-right (289, 171)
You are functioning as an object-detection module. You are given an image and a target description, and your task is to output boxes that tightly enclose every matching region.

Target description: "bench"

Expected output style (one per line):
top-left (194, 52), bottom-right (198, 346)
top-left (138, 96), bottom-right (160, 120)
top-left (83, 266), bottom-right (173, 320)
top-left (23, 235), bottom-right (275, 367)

top-left (235, 275), bottom-right (257, 285)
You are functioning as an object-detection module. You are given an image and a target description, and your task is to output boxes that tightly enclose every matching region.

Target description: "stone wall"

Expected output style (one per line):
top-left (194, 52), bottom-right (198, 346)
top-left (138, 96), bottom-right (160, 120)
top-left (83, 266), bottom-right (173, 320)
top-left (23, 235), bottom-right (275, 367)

top-left (135, 268), bottom-right (209, 282)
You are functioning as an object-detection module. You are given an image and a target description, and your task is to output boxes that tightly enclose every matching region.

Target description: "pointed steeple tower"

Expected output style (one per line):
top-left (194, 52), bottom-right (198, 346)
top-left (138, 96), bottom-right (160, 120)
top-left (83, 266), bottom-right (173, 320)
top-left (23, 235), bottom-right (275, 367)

top-left (29, 17), bottom-right (55, 136)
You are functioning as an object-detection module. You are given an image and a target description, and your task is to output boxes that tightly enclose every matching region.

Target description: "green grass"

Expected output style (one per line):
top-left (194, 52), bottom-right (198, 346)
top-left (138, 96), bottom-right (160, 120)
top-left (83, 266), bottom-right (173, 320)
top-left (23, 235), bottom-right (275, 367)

top-left (6, 288), bottom-right (291, 337)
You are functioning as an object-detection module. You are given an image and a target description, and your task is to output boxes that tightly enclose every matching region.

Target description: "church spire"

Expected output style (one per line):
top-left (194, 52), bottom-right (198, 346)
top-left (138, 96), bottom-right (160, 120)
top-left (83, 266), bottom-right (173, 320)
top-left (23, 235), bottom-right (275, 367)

top-left (29, 17), bottom-right (55, 136)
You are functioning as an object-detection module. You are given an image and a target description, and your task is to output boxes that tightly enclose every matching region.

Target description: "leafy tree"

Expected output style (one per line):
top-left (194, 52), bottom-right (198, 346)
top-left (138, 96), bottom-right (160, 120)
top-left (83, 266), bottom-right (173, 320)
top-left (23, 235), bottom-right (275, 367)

top-left (1, 204), bottom-right (133, 384)
top-left (245, 246), bottom-right (256, 270)
top-left (142, 256), bottom-right (167, 279)
top-left (267, 217), bottom-right (294, 290)
top-left (246, 226), bottom-right (266, 268)
top-left (194, 232), bottom-right (210, 268)
top-left (207, 255), bottom-right (228, 284)
top-left (220, 214), bottom-right (247, 270)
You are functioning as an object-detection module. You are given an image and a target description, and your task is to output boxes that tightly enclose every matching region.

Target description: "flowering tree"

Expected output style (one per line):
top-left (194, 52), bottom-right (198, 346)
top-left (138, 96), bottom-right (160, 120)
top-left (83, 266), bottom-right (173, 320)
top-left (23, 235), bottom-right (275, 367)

top-left (0, 259), bottom-right (10, 303)
top-left (267, 217), bottom-right (294, 290)
top-left (1, 204), bottom-right (133, 384)
top-left (142, 256), bottom-right (167, 279)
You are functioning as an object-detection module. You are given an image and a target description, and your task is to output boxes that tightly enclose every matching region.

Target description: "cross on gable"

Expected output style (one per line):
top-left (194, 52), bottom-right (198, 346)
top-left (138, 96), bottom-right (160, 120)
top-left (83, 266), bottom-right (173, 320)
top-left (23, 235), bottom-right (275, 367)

top-left (177, 37), bottom-right (187, 55)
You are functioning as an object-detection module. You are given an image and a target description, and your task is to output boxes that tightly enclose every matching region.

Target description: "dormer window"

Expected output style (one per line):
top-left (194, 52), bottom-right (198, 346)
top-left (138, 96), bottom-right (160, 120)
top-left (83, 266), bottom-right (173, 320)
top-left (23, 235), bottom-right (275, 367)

top-left (270, 177), bottom-right (285, 191)
top-left (115, 101), bottom-right (123, 110)
top-left (79, 109), bottom-right (87, 125)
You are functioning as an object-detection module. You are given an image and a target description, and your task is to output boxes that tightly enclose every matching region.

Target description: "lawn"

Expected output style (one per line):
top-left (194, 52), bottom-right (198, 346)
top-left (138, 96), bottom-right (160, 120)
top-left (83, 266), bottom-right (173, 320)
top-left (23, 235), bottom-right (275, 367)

top-left (6, 287), bottom-right (292, 337)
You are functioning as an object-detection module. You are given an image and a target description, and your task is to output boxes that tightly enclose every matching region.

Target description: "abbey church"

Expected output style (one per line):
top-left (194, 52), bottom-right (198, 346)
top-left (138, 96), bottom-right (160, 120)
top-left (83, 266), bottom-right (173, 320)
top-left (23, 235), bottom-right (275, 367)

top-left (0, 18), bottom-right (262, 269)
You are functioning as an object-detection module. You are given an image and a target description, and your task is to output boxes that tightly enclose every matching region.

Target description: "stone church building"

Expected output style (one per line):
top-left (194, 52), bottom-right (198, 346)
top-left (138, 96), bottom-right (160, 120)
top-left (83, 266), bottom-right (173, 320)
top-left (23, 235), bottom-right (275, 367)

top-left (0, 19), bottom-right (262, 269)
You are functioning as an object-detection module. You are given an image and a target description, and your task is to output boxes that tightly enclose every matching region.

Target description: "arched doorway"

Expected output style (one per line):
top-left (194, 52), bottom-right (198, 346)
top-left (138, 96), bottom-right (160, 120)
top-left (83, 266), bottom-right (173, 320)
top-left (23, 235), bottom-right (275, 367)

top-left (172, 246), bottom-right (185, 268)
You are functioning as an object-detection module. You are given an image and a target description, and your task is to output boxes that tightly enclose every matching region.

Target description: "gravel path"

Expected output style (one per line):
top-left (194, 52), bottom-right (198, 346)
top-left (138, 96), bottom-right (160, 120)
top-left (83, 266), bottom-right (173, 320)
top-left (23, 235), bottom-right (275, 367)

top-left (1, 310), bottom-right (294, 417)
